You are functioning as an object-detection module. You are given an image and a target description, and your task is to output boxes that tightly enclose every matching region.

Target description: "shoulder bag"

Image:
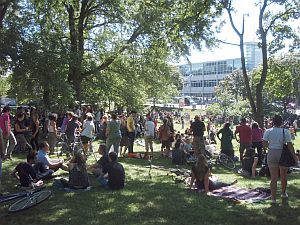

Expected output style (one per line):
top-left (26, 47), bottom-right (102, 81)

top-left (279, 129), bottom-right (296, 167)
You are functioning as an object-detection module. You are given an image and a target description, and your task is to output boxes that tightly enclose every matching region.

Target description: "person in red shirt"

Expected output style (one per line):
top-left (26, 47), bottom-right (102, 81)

top-left (235, 118), bottom-right (252, 166)
top-left (0, 106), bottom-right (17, 160)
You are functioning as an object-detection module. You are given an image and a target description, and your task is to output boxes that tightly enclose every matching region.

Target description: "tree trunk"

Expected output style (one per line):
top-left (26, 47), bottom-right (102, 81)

top-left (43, 83), bottom-right (50, 110)
top-left (73, 78), bottom-right (83, 104)
top-left (0, 1), bottom-right (9, 29)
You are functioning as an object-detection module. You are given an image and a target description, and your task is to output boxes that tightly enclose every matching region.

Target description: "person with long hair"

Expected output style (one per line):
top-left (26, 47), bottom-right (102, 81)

top-left (262, 115), bottom-right (298, 204)
top-left (68, 152), bottom-right (89, 189)
top-left (30, 112), bottom-right (40, 151)
top-left (190, 154), bottom-right (237, 193)
top-left (251, 122), bottom-right (263, 165)
top-left (217, 122), bottom-right (234, 158)
top-left (48, 113), bottom-right (58, 154)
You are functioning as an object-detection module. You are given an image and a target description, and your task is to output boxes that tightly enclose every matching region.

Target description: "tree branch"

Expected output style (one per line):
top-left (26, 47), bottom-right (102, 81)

top-left (82, 25), bottom-right (143, 78)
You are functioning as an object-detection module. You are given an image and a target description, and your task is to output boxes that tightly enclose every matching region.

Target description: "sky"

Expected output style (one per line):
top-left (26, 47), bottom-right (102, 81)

top-left (178, 0), bottom-right (272, 64)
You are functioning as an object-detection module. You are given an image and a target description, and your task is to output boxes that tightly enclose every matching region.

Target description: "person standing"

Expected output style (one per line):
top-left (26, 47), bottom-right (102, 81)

top-left (80, 113), bottom-right (95, 155)
top-left (30, 112), bottom-right (40, 151)
top-left (158, 118), bottom-right (171, 157)
top-left (190, 115), bottom-right (206, 156)
top-left (217, 122), bottom-right (234, 158)
top-left (234, 118), bottom-right (252, 165)
top-left (127, 111), bottom-right (136, 153)
top-left (48, 113), bottom-right (58, 154)
top-left (144, 117), bottom-right (155, 158)
top-left (0, 127), bottom-right (4, 193)
top-left (251, 122), bottom-right (263, 165)
top-left (106, 114), bottom-right (121, 155)
top-left (262, 115), bottom-right (298, 204)
top-left (0, 106), bottom-right (17, 160)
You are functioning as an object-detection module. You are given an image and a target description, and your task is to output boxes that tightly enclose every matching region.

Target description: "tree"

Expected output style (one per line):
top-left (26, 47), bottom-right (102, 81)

top-left (0, 0), bottom-right (10, 29)
top-left (252, 54), bottom-right (300, 113)
top-left (218, 69), bottom-right (247, 101)
top-left (222, 0), bottom-right (300, 127)
top-left (31, 0), bottom-right (222, 103)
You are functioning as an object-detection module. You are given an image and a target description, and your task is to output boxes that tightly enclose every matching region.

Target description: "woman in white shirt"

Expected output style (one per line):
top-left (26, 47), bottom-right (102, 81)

top-left (263, 115), bottom-right (297, 204)
top-left (80, 113), bottom-right (95, 155)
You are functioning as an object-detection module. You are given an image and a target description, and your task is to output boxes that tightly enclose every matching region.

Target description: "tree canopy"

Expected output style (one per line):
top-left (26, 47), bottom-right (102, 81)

top-left (0, 0), bottom-right (223, 111)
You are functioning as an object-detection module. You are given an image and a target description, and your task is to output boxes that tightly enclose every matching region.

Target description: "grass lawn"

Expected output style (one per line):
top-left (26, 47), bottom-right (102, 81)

top-left (1, 124), bottom-right (300, 225)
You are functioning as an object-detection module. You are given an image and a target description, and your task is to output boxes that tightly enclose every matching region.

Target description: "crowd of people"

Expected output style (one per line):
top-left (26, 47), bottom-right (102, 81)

top-left (0, 104), bottom-right (299, 204)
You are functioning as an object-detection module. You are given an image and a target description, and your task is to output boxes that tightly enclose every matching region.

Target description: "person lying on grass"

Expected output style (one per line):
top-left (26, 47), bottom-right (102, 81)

top-left (11, 151), bottom-right (43, 189)
top-left (98, 152), bottom-right (125, 190)
top-left (87, 144), bottom-right (109, 177)
top-left (190, 154), bottom-right (237, 194)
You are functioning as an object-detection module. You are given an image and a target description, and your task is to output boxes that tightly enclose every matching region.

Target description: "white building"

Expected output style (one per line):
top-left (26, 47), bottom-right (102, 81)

top-left (179, 42), bottom-right (262, 100)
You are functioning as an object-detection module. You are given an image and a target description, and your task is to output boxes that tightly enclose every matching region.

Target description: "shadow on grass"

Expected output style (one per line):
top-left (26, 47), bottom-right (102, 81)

top-left (1, 153), bottom-right (300, 225)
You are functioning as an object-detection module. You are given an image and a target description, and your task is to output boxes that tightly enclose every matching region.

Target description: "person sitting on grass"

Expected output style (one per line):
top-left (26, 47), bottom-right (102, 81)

top-left (67, 152), bottom-right (89, 189)
top-left (88, 144), bottom-right (109, 177)
top-left (182, 138), bottom-right (195, 161)
top-left (36, 141), bottom-right (68, 172)
top-left (190, 154), bottom-right (237, 194)
top-left (11, 151), bottom-right (43, 189)
top-left (172, 139), bottom-right (185, 165)
top-left (241, 148), bottom-right (258, 178)
top-left (98, 152), bottom-right (125, 190)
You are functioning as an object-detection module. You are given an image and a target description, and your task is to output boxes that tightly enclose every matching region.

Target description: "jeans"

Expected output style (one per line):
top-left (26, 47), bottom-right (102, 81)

top-left (97, 177), bottom-right (109, 189)
top-left (106, 138), bottom-right (121, 155)
top-left (127, 132), bottom-right (135, 153)
top-left (3, 131), bottom-right (17, 157)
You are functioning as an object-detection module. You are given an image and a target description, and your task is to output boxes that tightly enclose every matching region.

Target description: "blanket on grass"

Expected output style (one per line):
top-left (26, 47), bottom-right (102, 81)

top-left (211, 186), bottom-right (271, 203)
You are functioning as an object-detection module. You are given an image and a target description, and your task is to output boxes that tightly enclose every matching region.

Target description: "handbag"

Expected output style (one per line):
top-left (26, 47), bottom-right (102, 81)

top-left (279, 129), bottom-right (296, 167)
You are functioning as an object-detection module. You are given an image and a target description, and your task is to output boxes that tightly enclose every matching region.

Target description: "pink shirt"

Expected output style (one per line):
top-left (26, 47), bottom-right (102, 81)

top-left (252, 127), bottom-right (263, 142)
top-left (0, 112), bottom-right (11, 136)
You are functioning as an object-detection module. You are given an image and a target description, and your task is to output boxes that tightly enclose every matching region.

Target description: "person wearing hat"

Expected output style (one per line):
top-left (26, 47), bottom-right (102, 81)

top-left (190, 115), bottom-right (206, 156)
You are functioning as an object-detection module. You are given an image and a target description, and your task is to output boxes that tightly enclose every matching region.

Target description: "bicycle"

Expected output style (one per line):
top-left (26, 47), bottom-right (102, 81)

top-left (0, 188), bottom-right (52, 212)
top-left (204, 150), bottom-right (236, 170)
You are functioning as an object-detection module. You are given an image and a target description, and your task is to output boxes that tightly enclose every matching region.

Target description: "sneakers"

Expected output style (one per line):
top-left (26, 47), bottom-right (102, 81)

top-left (281, 192), bottom-right (288, 198)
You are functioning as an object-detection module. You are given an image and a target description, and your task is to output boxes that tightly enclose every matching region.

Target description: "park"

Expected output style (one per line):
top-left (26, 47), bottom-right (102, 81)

top-left (1, 0), bottom-right (300, 225)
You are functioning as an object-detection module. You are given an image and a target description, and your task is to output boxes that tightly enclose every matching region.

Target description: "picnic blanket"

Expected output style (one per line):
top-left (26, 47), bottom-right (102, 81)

top-left (211, 186), bottom-right (271, 203)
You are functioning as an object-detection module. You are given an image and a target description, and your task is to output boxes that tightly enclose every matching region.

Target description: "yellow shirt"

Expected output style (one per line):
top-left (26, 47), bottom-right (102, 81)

top-left (127, 116), bottom-right (135, 132)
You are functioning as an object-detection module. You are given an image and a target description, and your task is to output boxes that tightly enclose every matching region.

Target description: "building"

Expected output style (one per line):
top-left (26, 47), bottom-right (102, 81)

top-left (179, 42), bottom-right (262, 101)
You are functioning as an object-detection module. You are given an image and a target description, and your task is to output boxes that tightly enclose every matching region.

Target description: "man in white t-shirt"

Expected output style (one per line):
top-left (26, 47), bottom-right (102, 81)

top-left (144, 117), bottom-right (155, 158)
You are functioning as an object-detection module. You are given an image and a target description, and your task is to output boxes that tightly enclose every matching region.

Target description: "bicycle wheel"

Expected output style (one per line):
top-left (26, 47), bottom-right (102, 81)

top-left (218, 153), bottom-right (236, 170)
top-left (9, 190), bottom-right (52, 212)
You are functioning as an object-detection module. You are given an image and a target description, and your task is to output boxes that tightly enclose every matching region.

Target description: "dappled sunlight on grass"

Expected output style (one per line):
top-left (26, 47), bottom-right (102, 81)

top-left (1, 136), bottom-right (300, 225)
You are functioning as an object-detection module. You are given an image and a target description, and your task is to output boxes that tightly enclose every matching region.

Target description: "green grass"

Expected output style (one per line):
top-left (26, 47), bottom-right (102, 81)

top-left (1, 132), bottom-right (300, 225)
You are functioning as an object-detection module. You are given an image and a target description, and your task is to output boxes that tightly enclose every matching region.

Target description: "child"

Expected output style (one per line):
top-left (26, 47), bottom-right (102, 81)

top-left (242, 148), bottom-right (258, 178)
top-left (183, 138), bottom-right (194, 161)
top-left (11, 151), bottom-right (43, 189)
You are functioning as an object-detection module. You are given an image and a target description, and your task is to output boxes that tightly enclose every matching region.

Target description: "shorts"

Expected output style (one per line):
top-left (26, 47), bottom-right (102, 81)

top-left (81, 135), bottom-right (91, 144)
top-left (239, 143), bottom-right (251, 154)
top-left (161, 140), bottom-right (171, 148)
top-left (267, 149), bottom-right (282, 168)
